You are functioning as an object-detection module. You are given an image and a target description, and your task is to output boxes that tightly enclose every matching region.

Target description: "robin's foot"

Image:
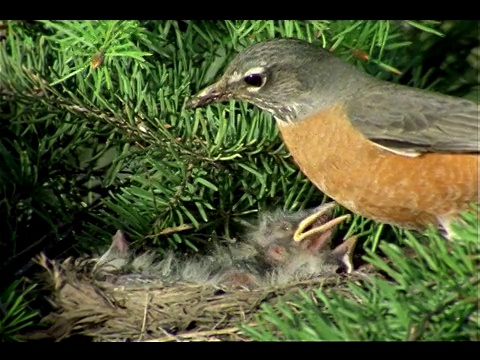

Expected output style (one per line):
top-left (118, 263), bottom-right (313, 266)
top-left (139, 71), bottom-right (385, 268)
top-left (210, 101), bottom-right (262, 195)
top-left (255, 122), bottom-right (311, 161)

top-left (293, 202), bottom-right (350, 243)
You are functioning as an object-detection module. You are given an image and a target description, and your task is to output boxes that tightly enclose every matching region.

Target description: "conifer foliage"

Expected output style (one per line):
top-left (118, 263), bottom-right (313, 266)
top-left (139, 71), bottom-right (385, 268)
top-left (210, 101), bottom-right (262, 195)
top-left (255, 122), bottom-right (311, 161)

top-left (0, 20), bottom-right (478, 341)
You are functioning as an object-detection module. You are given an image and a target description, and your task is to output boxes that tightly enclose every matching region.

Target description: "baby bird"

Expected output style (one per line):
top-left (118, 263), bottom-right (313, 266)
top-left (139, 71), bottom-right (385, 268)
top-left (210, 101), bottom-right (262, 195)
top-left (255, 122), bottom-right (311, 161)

top-left (242, 203), bottom-right (356, 285)
top-left (93, 205), bottom-right (356, 289)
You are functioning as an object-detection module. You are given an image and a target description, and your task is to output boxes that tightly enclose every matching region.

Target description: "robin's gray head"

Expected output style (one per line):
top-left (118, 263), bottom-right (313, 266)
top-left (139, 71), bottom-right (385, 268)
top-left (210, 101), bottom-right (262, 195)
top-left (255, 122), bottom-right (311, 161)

top-left (186, 38), bottom-right (361, 122)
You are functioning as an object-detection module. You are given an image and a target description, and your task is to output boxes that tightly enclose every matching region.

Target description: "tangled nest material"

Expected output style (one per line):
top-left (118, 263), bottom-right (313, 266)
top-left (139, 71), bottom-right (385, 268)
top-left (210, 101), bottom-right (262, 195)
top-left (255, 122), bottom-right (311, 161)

top-left (21, 205), bottom-right (370, 342)
top-left (22, 253), bottom-right (359, 342)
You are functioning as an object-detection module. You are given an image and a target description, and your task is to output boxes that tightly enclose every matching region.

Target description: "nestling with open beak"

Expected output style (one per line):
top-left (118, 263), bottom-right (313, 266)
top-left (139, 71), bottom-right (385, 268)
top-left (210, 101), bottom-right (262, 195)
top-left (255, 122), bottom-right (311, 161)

top-left (93, 205), bottom-right (356, 288)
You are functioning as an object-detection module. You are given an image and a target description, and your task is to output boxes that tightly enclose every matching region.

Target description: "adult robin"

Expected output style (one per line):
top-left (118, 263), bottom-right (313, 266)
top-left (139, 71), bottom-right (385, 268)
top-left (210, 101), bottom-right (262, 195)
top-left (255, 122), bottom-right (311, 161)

top-left (186, 38), bottom-right (479, 237)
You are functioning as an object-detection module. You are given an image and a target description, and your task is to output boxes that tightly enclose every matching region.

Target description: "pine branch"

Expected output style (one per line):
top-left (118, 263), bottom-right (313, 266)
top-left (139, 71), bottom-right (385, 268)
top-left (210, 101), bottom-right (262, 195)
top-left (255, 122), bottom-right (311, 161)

top-left (0, 19), bottom-right (467, 263)
top-left (2, 19), bottom-right (477, 341)
top-left (240, 209), bottom-right (479, 341)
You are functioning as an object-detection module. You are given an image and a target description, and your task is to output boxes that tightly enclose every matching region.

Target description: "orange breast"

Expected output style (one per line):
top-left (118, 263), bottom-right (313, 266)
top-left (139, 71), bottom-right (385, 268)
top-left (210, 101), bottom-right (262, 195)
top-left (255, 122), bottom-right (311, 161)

top-left (277, 104), bottom-right (479, 230)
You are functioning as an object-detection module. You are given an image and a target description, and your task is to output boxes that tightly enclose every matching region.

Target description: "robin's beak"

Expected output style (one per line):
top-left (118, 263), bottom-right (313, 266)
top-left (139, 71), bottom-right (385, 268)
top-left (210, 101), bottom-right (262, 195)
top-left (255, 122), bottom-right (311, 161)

top-left (186, 80), bottom-right (232, 109)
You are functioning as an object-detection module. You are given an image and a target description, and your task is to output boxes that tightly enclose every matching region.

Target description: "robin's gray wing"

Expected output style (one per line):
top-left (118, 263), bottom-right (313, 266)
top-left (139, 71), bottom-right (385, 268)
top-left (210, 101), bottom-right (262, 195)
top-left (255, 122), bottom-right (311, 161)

top-left (345, 83), bottom-right (480, 156)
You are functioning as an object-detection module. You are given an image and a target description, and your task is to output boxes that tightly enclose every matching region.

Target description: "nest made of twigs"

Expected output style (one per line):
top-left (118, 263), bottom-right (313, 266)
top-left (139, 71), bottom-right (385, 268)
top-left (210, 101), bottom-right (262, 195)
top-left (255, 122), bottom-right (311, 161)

top-left (21, 253), bottom-right (361, 342)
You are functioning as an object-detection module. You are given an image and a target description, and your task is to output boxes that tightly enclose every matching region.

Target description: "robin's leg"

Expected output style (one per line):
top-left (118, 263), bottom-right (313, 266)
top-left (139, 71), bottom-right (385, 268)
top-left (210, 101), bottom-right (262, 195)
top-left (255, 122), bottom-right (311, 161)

top-left (436, 205), bottom-right (479, 240)
top-left (436, 216), bottom-right (455, 240)
top-left (293, 202), bottom-right (350, 242)
top-left (436, 215), bottom-right (470, 241)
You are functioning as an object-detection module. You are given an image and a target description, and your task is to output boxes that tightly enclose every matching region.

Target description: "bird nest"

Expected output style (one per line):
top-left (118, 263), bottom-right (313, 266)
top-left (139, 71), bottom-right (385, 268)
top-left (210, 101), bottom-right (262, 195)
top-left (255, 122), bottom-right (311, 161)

top-left (22, 253), bottom-right (352, 342)
top-left (21, 205), bottom-right (367, 342)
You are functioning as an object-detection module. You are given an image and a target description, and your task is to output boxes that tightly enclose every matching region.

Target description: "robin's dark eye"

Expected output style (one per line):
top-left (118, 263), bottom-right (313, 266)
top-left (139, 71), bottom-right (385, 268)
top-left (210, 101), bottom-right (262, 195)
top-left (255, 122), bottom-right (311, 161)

top-left (243, 73), bottom-right (264, 87)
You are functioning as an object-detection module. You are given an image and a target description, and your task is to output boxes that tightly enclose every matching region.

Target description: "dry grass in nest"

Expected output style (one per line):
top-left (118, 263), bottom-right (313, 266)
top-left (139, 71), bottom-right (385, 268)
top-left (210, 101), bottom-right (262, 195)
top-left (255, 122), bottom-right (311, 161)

top-left (21, 253), bottom-right (362, 342)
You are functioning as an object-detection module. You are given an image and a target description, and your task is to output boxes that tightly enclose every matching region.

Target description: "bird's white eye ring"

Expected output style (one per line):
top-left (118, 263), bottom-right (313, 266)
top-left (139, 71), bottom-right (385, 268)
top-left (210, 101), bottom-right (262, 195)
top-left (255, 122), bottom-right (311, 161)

top-left (243, 73), bottom-right (264, 87)
top-left (243, 66), bottom-right (266, 88)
